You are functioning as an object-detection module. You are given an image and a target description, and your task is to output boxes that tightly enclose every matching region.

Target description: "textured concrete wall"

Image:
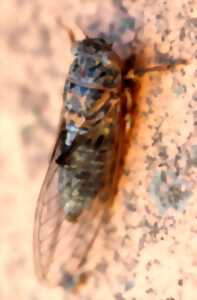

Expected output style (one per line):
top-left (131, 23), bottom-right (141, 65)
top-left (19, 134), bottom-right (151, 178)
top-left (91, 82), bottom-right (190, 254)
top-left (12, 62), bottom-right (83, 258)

top-left (0, 0), bottom-right (196, 299)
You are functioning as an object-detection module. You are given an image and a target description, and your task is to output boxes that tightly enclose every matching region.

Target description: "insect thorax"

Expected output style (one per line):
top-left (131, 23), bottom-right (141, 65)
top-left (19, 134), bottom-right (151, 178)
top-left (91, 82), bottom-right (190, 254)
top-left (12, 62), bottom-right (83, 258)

top-left (70, 38), bottom-right (122, 89)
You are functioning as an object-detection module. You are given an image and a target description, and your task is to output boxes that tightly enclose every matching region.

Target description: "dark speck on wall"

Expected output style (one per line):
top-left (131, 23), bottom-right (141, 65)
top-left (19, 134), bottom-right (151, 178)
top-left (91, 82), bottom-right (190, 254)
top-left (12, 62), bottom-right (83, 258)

top-left (192, 90), bottom-right (197, 101)
top-left (124, 280), bottom-right (134, 291)
top-left (171, 78), bottom-right (187, 95)
top-left (114, 293), bottom-right (126, 300)
top-left (178, 278), bottom-right (183, 286)
top-left (179, 26), bottom-right (186, 41)
top-left (146, 288), bottom-right (154, 294)
top-left (95, 258), bottom-right (108, 273)
top-left (148, 170), bottom-right (192, 213)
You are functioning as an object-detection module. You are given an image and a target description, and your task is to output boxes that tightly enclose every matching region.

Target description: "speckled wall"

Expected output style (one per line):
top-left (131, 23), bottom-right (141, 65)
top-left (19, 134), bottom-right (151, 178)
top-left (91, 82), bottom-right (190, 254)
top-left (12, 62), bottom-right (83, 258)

top-left (0, 0), bottom-right (196, 300)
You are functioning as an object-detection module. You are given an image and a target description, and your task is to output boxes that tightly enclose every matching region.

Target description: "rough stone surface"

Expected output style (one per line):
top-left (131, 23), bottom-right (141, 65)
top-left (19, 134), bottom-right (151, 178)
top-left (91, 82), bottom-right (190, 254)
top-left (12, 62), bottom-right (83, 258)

top-left (0, 0), bottom-right (196, 299)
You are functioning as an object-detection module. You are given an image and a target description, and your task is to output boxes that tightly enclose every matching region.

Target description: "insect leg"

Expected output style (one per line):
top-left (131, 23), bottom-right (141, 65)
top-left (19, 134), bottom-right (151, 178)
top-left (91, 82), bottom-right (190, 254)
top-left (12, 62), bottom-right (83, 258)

top-left (56, 17), bottom-right (77, 45)
top-left (134, 59), bottom-right (188, 76)
top-left (123, 51), bottom-right (188, 80)
top-left (125, 58), bottom-right (188, 79)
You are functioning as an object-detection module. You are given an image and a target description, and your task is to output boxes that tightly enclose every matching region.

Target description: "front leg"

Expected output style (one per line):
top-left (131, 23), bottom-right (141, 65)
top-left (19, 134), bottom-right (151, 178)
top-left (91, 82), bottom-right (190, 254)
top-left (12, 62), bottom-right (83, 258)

top-left (125, 57), bottom-right (188, 80)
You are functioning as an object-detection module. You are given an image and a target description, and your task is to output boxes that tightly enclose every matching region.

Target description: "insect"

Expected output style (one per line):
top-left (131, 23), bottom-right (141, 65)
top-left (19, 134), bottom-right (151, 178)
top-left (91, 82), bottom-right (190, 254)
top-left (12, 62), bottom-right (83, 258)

top-left (33, 27), bottom-right (185, 289)
top-left (33, 31), bottom-right (134, 289)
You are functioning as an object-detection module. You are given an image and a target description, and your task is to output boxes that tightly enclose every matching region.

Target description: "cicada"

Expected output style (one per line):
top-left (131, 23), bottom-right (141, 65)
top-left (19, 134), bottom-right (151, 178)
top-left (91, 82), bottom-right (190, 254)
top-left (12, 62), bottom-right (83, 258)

top-left (33, 32), bottom-right (134, 289)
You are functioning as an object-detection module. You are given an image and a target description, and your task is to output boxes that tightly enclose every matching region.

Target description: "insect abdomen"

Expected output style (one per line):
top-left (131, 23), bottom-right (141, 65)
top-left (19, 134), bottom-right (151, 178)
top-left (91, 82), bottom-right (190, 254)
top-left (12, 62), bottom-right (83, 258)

top-left (59, 144), bottom-right (105, 221)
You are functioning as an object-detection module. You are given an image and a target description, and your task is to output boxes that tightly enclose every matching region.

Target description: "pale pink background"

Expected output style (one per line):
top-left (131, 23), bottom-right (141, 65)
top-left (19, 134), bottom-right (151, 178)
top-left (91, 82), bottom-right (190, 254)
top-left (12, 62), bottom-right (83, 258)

top-left (0, 0), bottom-right (196, 299)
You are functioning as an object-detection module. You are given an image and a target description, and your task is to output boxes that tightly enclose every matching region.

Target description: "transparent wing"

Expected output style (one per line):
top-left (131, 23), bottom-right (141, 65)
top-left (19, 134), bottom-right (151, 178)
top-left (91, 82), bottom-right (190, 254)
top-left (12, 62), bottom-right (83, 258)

top-left (33, 122), bottom-right (106, 289)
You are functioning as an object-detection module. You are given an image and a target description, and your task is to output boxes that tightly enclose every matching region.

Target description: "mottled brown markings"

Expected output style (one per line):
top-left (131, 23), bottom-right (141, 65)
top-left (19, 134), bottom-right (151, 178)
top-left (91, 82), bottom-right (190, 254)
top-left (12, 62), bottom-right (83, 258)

top-left (21, 125), bottom-right (36, 145)
top-left (124, 280), bottom-right (134, 291)
top-left (95, 258), bottom-right (108, 273)
top-left (138, 233), bottom-right (147, 251)
top-left (179, 26), bottom-right (186, 41)
top-left (180, 68), bottom-right (186, 76)
top-left (19, 84), bottom-right (56, 175)
top-left (156, 14), bottom-right (162, 20)
top-left (114, 292), bottom-right (126, 300)
top-left (20, 85), bottom-right (49, 112)
top-left (112, 0), bottom-right (128, 13)
top-left (154, 45), bottom-right (187, 66)
top-left (145, 155), bottom-right (157, 170)
top-left (146, 288), bottom-right (155, 294)
top-left (30, 3), bottom-right (41, 22)
top-left (37, 24), bottom-right (52, 56)
top-left (123, 189), bottom-right (137, 212)
top-left (137, 219), bottom-right (170, 250)
top-left (187, 17), bottom-right (197, 27)
top-left (171, 78), bottom-right (187, 95)
top-left (6, 25), bottom-right (29, 52)
top-left (178, 278), bottom-right (183, 286)
top-left (149, 86), bottom-right (163, 97)
top-left (192, 90), bottom-right (197, 101)
top-left (174, 153), bottom-right (182, 176)
top-left (194, 49), bottom-right (197, 59)
top-left (82, 0), bottom-right (137, 56)
top-left (123, 168), bottom-right (130, 176)
top-left (19, 85), bottom-right (55, 133)
top-left (148, 168), bottom-right (192, 211)
top-left (60, 271), bottom-right (75, 289)
top-left (190, 145), bottom-right (197, 167)
top-left (6, 20), bottom-right (52, 56)
top-left (155, 11), bottom-right (169, 38)
top-left (145, 222), bottom-right (161, 241)
top-left (152, 129), bottom-right (163, 146)
top-left (145, 96), bottom-right (154, 114)
top-left (114, 250), bottom-right (121, 262)
top-left (158, 146), bottom-right (168, 160)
